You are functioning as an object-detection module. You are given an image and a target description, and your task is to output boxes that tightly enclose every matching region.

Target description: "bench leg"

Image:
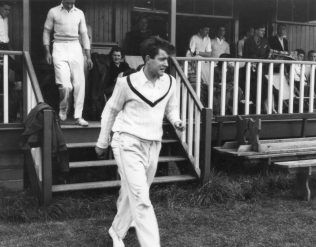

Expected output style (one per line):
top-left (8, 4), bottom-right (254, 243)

top-left (296, 167), bottom-right (312, 201)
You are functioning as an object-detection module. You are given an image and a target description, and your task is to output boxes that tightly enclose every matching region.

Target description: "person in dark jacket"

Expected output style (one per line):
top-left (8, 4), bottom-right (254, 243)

top-left (243, 23), bottom-right (270, 59)
top-left (124, 16), bottom-right (153, 55)
top-left (87, 47), bottom-right (132, 120)
top-left (21, 102), bottom-right (69, 175)
top-left (269, 24), bottom-right (289, 52)
top-left (104, 46), bottom-right (131, 100)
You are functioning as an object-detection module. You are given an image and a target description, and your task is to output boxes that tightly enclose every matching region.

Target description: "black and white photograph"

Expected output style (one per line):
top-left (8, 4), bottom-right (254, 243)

top-left (1, 0), bottom-right (316, 246)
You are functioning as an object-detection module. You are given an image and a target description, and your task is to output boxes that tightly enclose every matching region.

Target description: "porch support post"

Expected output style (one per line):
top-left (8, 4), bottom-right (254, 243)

top-left (233, 0), bottom-right (239, 57)
top-left (23, 0), bottom-right (30, 120)
top-left (23, 0), bottom-right (30, 51)
top-left (200, 108), bottom-right (212, 185)
top-left (42, 110), bottom-right (53, 205)
top-left (170, 0), bottom-right (176, 45)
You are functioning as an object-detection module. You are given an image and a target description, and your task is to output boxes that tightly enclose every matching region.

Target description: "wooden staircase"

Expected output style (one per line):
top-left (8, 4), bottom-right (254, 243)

top-left (51, 121), bottom-right (197, 193)
top-left (23, 56), bottom-right (212, 205)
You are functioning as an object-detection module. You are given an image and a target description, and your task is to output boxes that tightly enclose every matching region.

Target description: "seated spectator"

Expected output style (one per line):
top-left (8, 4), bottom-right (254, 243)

top-left (237, 27), bottom-right (254, 58)
top-left (305, 50), bottom-right (316, 82)
top-left (104, 46), bottom-right (131, 99)
top-left (293, 49), bottom-right (307, 90)
top-left (88, 46), bottom-right (131, 120)
top-left (211, 26), bottom-right (230, 58)
top-left (213, 54), bottom-right (244, 115)
top-left (124, 16), bottom-right (153, 55)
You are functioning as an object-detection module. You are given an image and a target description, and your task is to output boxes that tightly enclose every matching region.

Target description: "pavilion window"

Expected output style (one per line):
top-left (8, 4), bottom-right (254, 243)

top-left (277, 0), bottom-right (309, 22)
top-left (133, 0), bottom-right (169, 11)
top-left (177, 0), bottom-right (233, 17)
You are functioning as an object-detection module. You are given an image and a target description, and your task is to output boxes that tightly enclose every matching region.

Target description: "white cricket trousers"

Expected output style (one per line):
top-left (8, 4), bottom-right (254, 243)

top-left (52, 41), bottom-right (85, 119)
top-left (111, 132), bottom-right (161, 247)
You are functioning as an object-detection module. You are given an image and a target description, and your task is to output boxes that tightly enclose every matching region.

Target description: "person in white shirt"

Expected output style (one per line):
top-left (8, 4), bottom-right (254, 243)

top-left (0, 1), bottom-right (10, 50)
top-left (187, 26), bottom-right (212, 57)
top-left (95, 36), bottom-right (184, 247)
top-left (211, 26), bottom-right (230, 58)
top-left (186, 26), bottom-right (212, 85)
top-left (293, 49), bottom-right (306, 83)
top-left (305, 50), bottom-right (316, 82)
top-left (43, 0), bottom-right (93, 126)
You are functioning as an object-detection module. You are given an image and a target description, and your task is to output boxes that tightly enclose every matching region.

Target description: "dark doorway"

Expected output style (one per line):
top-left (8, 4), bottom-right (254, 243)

top-left (238, 0), bottom-right (275, 40)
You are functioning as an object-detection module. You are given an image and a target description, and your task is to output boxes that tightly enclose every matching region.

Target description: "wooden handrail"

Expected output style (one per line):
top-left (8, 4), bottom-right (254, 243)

top-left (23, 51), bottom-right (44, 103)
top-left (170, 57), bottom-right (203, 111)
top-left (0, 50), bottom-right (23, 55)
top-left (176, 56), bottom-right (316, 65)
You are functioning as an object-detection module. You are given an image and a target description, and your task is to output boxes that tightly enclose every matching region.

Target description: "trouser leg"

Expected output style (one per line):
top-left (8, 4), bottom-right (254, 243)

top-left (54, 61), bottom-right (72, 114)
top-left (69, 44), bottom-right (85, 119)
top-left (111, 133), bottom-right (161, 247)
top-left (52, 43), bottom-right (73, 114)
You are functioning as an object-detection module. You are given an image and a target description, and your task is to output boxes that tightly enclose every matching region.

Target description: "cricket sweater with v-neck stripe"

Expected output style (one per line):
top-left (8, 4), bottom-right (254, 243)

top-left (96, 69), bottom-right (181, 149)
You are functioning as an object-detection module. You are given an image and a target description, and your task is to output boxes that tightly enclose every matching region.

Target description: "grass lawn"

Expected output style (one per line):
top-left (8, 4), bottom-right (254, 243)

top-left (1, 173), bottom-right (316, 247)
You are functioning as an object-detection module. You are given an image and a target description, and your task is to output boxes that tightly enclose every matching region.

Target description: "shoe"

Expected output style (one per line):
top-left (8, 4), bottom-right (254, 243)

top-left (75, 118), bottom-right (89, 127)
top-left (59, 110), bottom-right (67, 121)
top-left (108, 227), bottom-right (125, 247)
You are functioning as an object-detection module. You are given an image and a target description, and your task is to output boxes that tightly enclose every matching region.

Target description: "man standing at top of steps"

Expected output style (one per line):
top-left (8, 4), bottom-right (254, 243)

top-left (95, 36), bottom-right (184, 247)
top-left (43, 0), bottom-right (93, 126)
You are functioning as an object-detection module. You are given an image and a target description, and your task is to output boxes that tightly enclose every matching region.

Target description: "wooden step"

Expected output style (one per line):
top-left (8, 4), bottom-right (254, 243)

top-left (52, 175), bottom-right (196, 192)
top-left (61, 120), bottom-right (170, 129)
top-left (69, 156), bottom-right (187, 168)
top-left (67, 139), bottom-right (178, 148)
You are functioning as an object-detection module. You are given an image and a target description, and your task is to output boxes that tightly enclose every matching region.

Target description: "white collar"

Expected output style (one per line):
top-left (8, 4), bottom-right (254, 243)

top-left (138, 68), bottom-right (164, 87)
top-left (60, 3), bottom-right (77, 12)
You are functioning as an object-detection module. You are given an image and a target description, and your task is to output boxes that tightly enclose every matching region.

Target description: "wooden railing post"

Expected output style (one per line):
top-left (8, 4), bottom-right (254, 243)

top-left (42, 109), bottom-right (53, 205)
top-left (200, 108), bottom-right (212, 184)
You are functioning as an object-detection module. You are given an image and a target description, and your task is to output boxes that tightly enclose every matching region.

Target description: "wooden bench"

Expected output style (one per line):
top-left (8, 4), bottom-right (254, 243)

top-left (274, 159), bottom-right (316, 201)
top-left (214, 113), bottom-right (316, 200)
top-left (213, 113), bottom-right (316, 165)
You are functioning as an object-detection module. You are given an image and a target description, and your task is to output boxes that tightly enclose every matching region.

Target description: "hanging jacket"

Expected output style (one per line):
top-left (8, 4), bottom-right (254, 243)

top-left (21, 102), bottom-right (69, 172)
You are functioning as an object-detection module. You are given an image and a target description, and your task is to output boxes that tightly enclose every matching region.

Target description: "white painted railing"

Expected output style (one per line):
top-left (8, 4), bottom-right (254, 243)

top-left (177, 57), bottom-right (316, 116)
top-left (2, 54), bottom-right (9, 123)
top-left (0, 51), bottom-right (24, 123)
top-left (171, 57), bottom-right (205, 177)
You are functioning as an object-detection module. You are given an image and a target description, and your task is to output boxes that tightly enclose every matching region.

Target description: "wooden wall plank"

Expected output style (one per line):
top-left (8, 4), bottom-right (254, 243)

top-left (0, 128), bottom-right (24, 151)
top-left (0, 180), bottom-right (23, 190)
top-left (282, 23), bottom-right (316, 53)
top-left (0, 151), bottom-right (23, 169)
top-left (0, 169), bottom-right (23, 180)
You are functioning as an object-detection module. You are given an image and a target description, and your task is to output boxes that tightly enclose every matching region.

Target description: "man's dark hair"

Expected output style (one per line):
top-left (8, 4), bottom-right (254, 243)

top-left (295, 49), bottom-right (305, 56)
top-left (217, 25), bottom-right (226, 31)
top-left (254, 23), bottom-right (265, 30)
top-left (0, 1), bottom-right (11, 7)
top-left (277, 23), bottom-right (286, 30)
top-left (110, 46), bottom-right (125, 58)
top-left (140, 36), bottom-right (175, 61)
top-left (308, 50), bottom-right (316, 57)
top-left (218, 53), bottom-right (232, 69)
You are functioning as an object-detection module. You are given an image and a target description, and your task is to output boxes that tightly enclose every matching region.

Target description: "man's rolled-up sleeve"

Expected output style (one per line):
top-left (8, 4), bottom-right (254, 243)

top-left (79, 11), bottom-right (90, 50)
top-left (43, 9), bottom-right (54, 46)
top-left (165, 77), bottom-right (181, 125)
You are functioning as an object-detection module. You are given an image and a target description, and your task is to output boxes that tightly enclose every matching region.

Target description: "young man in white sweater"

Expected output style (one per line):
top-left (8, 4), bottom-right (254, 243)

top-left (95, 36), bottom-right (184, 247)
top-left (43, 0), bottom-right (93, 126)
